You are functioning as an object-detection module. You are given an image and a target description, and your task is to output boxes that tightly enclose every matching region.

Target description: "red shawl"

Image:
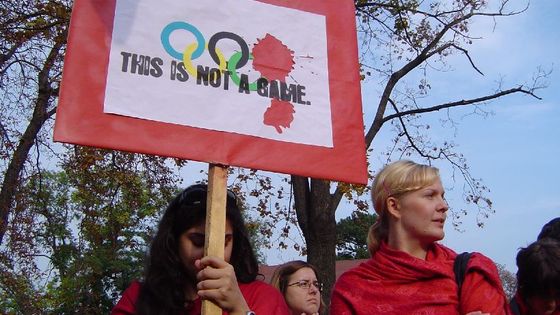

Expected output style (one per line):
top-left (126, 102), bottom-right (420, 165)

top-left (331, 242), bottom-right (511, 315)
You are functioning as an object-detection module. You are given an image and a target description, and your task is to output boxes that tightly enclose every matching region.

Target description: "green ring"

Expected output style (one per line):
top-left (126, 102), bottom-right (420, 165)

top-left (228, 52), bottom-right (261, 91)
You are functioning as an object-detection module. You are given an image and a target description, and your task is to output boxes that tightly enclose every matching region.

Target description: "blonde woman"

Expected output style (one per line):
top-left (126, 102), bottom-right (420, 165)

top-left (331, 160), bottom-right (510, 315)
top-left (271, 260), bottom-right (323, 315)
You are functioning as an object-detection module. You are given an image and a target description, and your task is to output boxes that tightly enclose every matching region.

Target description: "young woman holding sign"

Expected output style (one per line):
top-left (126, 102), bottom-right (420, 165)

top-left (112, 184), bottom-right (289, 315)
top-left (330, 160), bottom-right (510, 315)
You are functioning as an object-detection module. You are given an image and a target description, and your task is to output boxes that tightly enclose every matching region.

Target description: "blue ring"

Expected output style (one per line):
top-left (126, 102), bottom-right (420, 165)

top-left (161, 22), bottom-right (205, 60)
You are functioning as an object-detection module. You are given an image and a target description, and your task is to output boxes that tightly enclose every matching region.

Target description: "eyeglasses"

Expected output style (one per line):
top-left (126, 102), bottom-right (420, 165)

top-left (287, 280), bottom-right (322, 291)
top-left (178, 184), bottom-right (238, 207)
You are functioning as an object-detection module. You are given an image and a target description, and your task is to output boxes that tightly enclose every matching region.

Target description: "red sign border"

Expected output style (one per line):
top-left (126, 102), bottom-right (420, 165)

top-left (54, 0), bottom-right (367, 184)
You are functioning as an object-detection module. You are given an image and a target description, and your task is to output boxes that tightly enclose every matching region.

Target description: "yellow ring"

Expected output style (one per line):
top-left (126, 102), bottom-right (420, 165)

top-left (183, 43), bottom-right (227, 81)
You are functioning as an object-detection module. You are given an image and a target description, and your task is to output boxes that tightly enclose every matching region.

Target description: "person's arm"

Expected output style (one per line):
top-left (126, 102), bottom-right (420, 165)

top-left (241, 281), bottom-right (291, 315)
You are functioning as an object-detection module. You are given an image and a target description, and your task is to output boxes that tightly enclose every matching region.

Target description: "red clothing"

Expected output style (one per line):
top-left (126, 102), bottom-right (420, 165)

top-left (112, 280), bottom-right (290, 315)
top-left (331, 242), bottom-right (511, 315)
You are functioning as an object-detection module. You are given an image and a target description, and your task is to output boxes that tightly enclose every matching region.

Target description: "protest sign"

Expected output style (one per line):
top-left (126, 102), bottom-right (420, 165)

top-left (54, 0), bottom-right (367, 184)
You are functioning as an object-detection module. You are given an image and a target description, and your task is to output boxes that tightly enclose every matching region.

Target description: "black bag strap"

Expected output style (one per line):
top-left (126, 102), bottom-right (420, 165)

top-left (454, 252), bottom-right (473, 296)
top-left (509, 298), bottom-right (521, 315)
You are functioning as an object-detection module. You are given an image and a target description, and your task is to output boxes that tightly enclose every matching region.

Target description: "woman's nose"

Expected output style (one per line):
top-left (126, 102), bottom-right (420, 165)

top-left (438, 196), bottom-right (448, 212)
top-left (309, 284), bottom-right (319, 294)
top-left (544, 298), bottom-right (557, 313)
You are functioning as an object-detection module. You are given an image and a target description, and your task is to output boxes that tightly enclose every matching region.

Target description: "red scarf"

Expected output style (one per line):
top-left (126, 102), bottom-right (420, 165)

top-left (331, 242), bottom-right (511, 314)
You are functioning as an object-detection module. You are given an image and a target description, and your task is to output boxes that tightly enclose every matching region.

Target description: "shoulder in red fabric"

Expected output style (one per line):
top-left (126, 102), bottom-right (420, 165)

top-left (112, 281), bottom-right (141, 315)
top-left (238, 280), bottom-right (290, 315)
top-left (455, 252), bottom-right (511, 315)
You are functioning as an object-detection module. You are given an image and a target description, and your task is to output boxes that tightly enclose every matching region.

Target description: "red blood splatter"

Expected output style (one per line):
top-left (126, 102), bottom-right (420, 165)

top-left (253, 34), bottom-right (297, 133)
top-left (263, 99), bottom-right (295, 134)
top-left (252, 34), bottom-right (295, 82)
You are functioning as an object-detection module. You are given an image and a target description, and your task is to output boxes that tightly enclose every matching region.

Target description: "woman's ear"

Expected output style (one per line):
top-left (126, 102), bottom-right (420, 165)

top-left (386, 196), bottom-right (401, 219)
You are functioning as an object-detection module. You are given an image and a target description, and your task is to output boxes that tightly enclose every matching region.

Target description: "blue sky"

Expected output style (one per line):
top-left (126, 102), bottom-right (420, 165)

top-left (264, 1), bottom-right (559, 272)
top-left (368, 0), bottom-right (560, 272)
top-left (435, 0), bottom-right (559, 272)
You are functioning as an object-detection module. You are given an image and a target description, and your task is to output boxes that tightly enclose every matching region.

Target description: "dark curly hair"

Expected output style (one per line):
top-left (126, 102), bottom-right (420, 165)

top-left (516, 238), bottom-right (560, 299)
top-left (135, 184), bottom-right (259, 315)
top-left (538, 217), bottom-right (560, 241)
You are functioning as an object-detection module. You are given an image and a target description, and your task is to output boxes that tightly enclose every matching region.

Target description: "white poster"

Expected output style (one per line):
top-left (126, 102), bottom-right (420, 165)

top-left (104, 0), bottom-right (332, 147)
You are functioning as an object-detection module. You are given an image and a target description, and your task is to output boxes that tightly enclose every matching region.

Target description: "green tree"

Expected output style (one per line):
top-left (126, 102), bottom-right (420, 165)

top-left (0, 148), bottom-right (181, 314)
top-left (1, 0), bottom-right (71, 245)
top-left (336, 212), bottom-right (377, 260)
top-left (496, 264), bottom-right (517, 300)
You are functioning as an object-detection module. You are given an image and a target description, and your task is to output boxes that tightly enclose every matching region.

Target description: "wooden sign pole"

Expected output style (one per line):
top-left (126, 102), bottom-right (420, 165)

top-left (202, 164), bottom-right (228, 315)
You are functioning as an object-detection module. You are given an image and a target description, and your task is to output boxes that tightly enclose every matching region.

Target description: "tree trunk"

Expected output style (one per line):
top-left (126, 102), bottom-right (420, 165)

top-left (306, 204), bottom-right (336, 310)
top-left (292, 176), bottom-right (336, 311)
top-left (0, 33), bottom-right (63, 245)
top-left (0, 97), bottom-right (52, 245)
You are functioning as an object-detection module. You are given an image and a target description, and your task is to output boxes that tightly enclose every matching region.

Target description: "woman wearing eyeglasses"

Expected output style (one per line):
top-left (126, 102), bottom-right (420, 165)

top-left (331, 160), bottom-right (511, 315)
top-left (112, 184), bottom-right (290, 315)
top-left (271, 260), bottom-right (323, 315)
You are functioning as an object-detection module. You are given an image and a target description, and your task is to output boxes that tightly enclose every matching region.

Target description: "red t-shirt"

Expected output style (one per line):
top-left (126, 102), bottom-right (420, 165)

top-left (331, 242), bottom-right (511, 315)
top-left (112, 280), bottom-right (290, 315)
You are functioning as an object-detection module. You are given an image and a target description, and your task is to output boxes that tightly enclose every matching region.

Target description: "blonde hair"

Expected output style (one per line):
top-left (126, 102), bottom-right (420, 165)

top-left (367, 160), bottom-right (440, 255)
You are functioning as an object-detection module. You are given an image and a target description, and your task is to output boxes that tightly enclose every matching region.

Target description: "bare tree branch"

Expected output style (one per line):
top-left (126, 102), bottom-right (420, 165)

top-left (450, 43), bottom-right (484, 75)
top-left (382, 86), bottom-right (541, 124)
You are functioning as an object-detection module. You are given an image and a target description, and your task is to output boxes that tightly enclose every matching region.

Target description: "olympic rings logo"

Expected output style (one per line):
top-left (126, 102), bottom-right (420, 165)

top-left (161, 22), bottom-right (259, 90)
